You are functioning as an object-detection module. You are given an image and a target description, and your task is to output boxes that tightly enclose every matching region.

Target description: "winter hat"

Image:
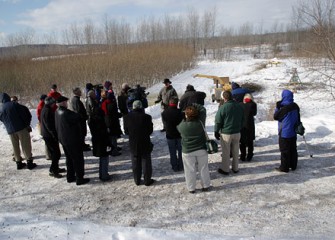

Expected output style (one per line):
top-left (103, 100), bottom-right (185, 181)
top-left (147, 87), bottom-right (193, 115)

top-left (121, 83), bottom-right (129, 89)
top-left (40, 94), bottom-right (47, 100)
top-left (51, 84), bottom-right (57, 90)
top-left (86, 83), bottom-right (93, 91)
top-left (56, 95), bottom-right (69, 103)
top-left (44, 96), bottom-right (55, 106)
top-left (231, 82), bottom-right (240, 90)
top-left (186, 84), bottom-right (195, 91)
top-left (132, 100), bottom-right (143, 109)
top-left (163, 78), bottom-right (171, 84)
top-left (104, 80), bottom-right (112, 90)
top-left (243, 93), bottom-right (253, 103)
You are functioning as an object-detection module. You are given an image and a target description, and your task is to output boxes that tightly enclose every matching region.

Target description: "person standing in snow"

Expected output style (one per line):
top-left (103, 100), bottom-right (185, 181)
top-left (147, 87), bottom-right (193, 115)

top-left (162, 97), bottom-right (184, 172)
top-left (124, 100), bottom-right (155, 186)
top-left (55, 96), bottom-right (90, 185)
top-left (214, 91), bottom-right (244, 175)
top-left (36, 94), bottom-right (51, 160)
top-left (117, 83), bottom-right (131, 134)
top-left (239, 93), bottom-right (257, 161)
top-left (177, 105), bottom-right (211, 193)
top-left (71, 87), bottom-right (90, 152)
top-left (154, 78), bottom-right (178, 132)
top-left (0, 92), bottom-right (37, 170)
top-left (40, 97), bottom-right (65, 178)
top-left (273, 89), bottom-right (300, 172)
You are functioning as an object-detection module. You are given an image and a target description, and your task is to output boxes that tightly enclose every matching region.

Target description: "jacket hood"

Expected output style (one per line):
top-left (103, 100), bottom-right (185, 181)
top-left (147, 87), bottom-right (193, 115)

top-left (0, 92), bottom-right (11, 103)
top-left (281, 89), bottom-right (294, 105)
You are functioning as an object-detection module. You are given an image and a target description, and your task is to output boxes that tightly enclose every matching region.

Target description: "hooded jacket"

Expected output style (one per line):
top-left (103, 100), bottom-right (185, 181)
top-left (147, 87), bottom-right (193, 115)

top-left (274, 90), bottom-right (300, 138)
top-left (0, 92), bottom-right (32, 134)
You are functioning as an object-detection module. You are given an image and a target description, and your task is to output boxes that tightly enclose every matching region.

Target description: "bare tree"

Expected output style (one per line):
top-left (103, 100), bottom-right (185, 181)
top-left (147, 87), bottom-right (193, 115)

top-left (294, 0), bottom-right (335, 98)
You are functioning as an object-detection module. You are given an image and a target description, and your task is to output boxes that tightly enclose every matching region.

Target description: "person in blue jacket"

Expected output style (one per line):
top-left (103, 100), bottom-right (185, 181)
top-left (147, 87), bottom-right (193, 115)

top-left (0, 92), bottom-right (36, 170)
top-left (273, 89), bottom-right (300, 172)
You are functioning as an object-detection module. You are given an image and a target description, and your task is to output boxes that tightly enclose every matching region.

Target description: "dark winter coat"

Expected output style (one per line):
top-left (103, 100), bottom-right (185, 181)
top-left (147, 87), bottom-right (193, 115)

top-left (117, 87), bottom-right (130, 115)
top-left (124, 109), bottom-right (153, 156)
top-left (71, 95), bottom-right (88, 137)
top-left (86, 96), bottom-right (99, 125)
top-left (240, 100), bottom-right (257, 140)
top-left (161, 106), bottom-right (184, 139)
top-left (40, 104), bottom-right (58, 140)
top-left (90, 107), bottom-right (109, 157)
top-left (0, 92), bottom-right (32, 134)
top-left (179, 90), bottom-right (206, 111)
top-left (55, 106), bottom-right (82, 147)
top-left (274, 90), bottom-right (300, 138)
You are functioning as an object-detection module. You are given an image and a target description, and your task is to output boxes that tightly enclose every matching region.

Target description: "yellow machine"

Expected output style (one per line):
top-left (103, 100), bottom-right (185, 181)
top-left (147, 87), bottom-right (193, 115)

top-left (193, 74), bottom-right (231, 102)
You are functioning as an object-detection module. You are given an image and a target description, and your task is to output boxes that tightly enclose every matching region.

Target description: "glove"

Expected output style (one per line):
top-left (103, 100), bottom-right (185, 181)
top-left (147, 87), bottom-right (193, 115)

top-left (214, 132), bottom-right (220, 140)
top-left (154, 100), bottom-right (160, 104)
top-left (276, 101), bottom-right (282, 109)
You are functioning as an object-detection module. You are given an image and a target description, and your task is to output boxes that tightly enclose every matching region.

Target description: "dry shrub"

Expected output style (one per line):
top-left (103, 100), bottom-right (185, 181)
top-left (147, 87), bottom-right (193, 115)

top-left (0, 42), bottom-right (196, 106)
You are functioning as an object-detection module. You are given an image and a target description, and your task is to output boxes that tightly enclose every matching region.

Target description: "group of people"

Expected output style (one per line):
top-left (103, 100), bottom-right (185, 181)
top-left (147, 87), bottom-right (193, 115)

top-left (0, 77), bottom-right (301, 192)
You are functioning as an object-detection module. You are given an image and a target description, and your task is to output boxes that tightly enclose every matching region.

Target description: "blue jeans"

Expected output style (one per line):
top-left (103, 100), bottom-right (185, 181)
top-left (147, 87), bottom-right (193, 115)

top-left (99, 156), bottom-right (110, 180)
top-left (167, 138), bottom-right (183, 171)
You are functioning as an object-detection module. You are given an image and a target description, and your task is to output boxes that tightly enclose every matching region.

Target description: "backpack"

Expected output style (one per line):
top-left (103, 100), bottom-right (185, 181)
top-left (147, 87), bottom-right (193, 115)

top-left (127, 85), bottom-right (148, 110)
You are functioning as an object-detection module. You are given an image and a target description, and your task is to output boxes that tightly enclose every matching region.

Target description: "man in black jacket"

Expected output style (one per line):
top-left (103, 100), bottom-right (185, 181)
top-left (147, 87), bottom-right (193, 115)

top-left (71, 87), bottom-right (90, 151)
top-left (124, 100), bottom-right (155, 186)
top-left (55, 96), bottom-right (90, 185)
top-left (41, 97), bottom-right (65, 178)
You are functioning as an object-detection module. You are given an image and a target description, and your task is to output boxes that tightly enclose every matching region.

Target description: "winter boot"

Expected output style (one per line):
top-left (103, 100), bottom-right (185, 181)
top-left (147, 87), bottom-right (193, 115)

top-left (27, 159), bottom-right (37, 170)
top-left (16, 161), bottom-right (27, 170)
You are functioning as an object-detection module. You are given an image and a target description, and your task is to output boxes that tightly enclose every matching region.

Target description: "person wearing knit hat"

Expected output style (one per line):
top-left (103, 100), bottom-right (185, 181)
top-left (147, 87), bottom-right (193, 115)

top-left (124, 100), bottom-right (155, 186)
top-left (162, 97), bottom-right (184, 172)
top-left (177, 105), bottom-right (211, 193)
top-left (154, 78), bottom-right (178, 132)
top-left (239, 93), bottom-right (257, 161)
top-left (117, 83), bottom-right (131, 135)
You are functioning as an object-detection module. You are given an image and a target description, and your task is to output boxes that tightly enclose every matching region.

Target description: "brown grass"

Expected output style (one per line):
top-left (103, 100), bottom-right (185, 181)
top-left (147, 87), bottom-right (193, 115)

top-left (0, 43), bottom-right (196, 106)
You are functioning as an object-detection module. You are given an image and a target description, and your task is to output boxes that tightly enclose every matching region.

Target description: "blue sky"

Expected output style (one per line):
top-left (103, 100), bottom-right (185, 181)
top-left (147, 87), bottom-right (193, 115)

top-left (0, 0), bottom-right (301, 44)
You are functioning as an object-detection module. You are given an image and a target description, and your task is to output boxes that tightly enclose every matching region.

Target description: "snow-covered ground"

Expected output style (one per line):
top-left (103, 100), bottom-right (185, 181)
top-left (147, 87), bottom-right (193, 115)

top-left (1, 56), bottom-right (335, 240)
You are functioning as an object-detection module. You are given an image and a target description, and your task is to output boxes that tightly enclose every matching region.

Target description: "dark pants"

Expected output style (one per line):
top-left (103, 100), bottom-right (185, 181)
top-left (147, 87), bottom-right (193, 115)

top-left (62, 144), bottom-right (85, 181)
top-left (167, 138), bottom-right (183, 171)
top-left (240, 128), bottom-right (254, 160)
top-left (43, 137), bottom-right (61, 173)
top-left (130, 152), bottom-right (152, 185)
top-left (279, 136), bottom-right (298, 171)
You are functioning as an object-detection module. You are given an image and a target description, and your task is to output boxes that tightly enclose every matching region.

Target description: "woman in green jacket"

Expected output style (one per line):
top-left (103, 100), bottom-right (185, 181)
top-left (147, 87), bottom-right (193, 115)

top-left (177, 106), bottom-right (211, 193)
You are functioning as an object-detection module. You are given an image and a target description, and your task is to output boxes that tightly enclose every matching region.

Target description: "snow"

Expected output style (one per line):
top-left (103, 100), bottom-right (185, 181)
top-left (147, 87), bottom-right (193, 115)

top-left (1, 53), bottom-right (335, 240)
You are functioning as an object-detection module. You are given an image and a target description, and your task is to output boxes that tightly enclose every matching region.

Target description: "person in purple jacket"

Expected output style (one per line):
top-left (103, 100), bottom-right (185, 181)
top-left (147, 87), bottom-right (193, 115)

top-left (274, 89), bottom-right (300, 173)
